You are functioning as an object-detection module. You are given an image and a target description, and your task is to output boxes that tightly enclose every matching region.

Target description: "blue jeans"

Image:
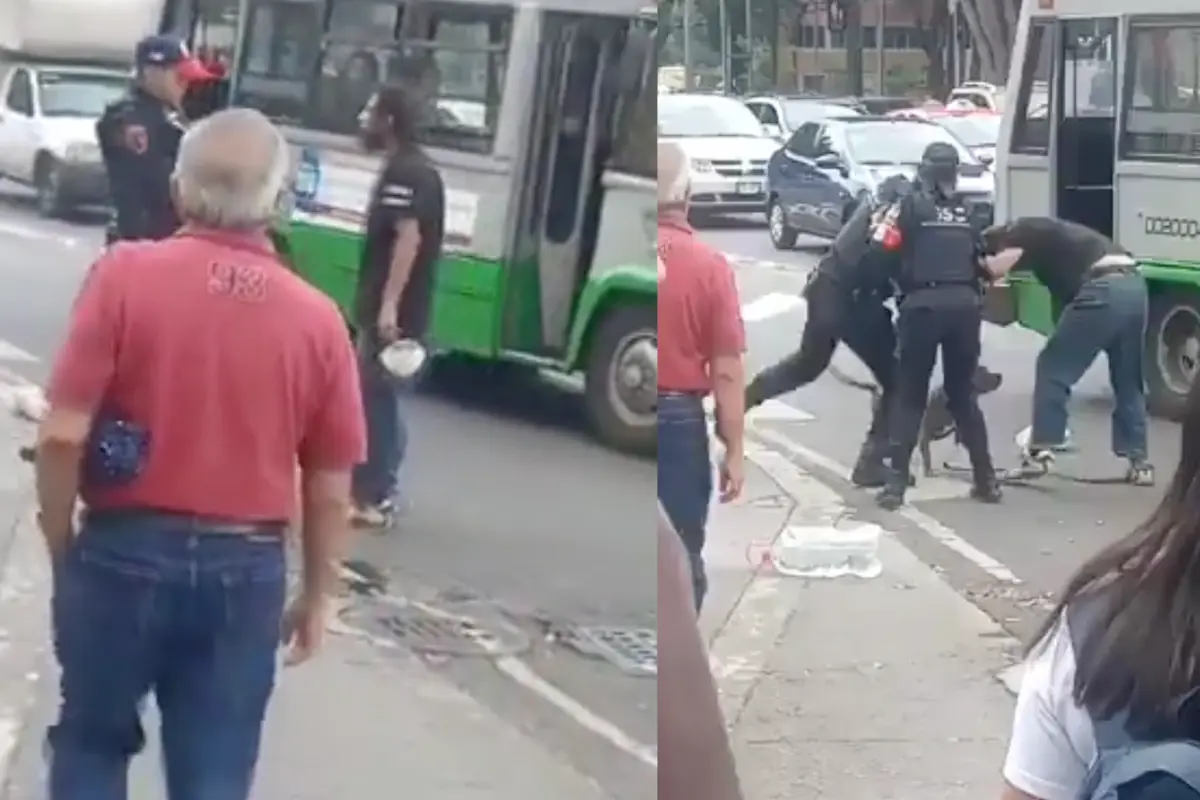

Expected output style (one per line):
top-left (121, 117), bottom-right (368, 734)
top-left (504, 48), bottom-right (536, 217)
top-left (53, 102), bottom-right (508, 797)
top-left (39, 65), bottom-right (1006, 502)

top-left (657, 393), bottom-right (711, 612)
top-left (352, 332), bottom-right (408, 507)
top-left (1032, 272), bottom-right (1149, 461)
top-left (47, 511), bottom-right (287, 800)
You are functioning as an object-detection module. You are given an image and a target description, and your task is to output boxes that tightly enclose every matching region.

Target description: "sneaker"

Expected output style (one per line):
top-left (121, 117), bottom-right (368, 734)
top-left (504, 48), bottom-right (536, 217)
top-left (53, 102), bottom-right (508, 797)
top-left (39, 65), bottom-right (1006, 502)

top-left (1015, 448), bottom-right (1054, 479)
top-left (351, 500), bottom-right (396, 528)
top-left (875, 485), bottom-right (905, 511)
top-left (1125, 460), bottom-right (1155, 487)
top-left (970, 480), bottom-right (1003, 504)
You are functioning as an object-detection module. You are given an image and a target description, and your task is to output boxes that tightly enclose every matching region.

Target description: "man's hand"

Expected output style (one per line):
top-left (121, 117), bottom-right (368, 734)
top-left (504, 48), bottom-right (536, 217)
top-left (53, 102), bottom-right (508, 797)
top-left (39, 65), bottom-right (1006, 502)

top-left (719, 447), bottom-right (744, 503)
top-left (281, 591), bottom-right (330, 666)
top-left (376, 302), bottom-right (400, 343)
top-left (36, 510), bottom-right (74, 563)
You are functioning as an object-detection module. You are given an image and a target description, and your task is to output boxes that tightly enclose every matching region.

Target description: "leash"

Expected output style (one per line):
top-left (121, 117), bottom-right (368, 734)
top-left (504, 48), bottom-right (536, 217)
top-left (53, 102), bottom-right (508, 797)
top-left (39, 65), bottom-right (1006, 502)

top-left (940, 461), bottom-right (1138, 486)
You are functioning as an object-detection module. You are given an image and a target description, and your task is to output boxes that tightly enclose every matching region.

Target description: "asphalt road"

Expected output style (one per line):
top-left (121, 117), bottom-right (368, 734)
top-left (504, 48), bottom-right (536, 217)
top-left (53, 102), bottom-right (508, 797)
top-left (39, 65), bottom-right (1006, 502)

top-left (0, 189), bottom-right (655, 799)
top-left (700, 213), bottom-right (1177, 642)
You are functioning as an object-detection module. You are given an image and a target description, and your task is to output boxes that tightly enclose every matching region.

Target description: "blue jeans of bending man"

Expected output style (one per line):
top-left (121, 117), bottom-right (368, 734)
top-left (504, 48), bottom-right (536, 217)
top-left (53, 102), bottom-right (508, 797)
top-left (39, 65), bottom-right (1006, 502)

top-left (47, 511), bottom-right (287, 800)
top-left (1031, 272), bottom-right (1149, 461)
top-left (352, 330), bottom-right (409, 507)
top-left (657, 393), bottom-right (711, 612)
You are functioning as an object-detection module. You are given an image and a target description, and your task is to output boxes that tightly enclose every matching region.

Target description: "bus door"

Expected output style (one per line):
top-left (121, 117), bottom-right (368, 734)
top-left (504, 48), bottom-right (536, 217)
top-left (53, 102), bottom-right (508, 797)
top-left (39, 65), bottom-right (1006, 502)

top-left (510, 15), bottom-right (623, 355)
top-left (1053, 17), bottom-right (1118, 237)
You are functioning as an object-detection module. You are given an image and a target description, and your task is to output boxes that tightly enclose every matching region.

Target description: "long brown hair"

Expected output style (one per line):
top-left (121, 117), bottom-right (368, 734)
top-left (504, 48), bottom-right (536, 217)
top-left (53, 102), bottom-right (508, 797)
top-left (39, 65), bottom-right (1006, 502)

top-left (1028, 379), bottom-right (1200, 725)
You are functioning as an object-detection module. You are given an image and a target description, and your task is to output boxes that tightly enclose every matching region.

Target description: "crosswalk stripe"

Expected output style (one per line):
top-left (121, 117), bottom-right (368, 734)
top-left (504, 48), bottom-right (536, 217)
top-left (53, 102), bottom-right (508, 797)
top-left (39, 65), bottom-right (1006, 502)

top-left (704, 395), bottom-right (814, 423)
top-left (740, 291), bottom-right (805, 323)
top-left (0, 341), bottom-right (37, 363)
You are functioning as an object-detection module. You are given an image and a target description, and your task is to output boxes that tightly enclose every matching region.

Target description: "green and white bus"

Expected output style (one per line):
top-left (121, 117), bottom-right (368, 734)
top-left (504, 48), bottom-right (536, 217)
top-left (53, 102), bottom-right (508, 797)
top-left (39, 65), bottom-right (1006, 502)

top-left (997, 0), bottom-right (1200, 420)
top-left (156, 0), bottom-right (659, 453)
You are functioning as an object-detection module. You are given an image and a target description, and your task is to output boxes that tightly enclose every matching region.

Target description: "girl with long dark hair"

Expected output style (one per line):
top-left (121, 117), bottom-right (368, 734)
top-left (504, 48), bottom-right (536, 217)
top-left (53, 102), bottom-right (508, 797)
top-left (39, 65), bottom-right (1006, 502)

top-left (1002, 382), bottom-right (1200, 798)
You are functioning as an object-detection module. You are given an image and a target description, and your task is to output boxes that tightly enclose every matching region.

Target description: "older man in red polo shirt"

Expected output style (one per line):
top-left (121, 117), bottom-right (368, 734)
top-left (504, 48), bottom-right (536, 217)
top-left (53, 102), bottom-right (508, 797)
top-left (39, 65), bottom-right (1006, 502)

top-left (657, 140), bottom-right (746, 612)
top-left (35, 108), bottom-right (365, 800)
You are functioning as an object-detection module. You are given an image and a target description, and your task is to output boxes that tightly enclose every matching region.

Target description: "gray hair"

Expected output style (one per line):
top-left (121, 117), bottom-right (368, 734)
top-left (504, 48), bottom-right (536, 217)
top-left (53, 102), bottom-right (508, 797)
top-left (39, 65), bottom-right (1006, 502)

top-left (172, 108), bottom-right (291, 229)
top-left (657, 140), bottom-right (690, 207)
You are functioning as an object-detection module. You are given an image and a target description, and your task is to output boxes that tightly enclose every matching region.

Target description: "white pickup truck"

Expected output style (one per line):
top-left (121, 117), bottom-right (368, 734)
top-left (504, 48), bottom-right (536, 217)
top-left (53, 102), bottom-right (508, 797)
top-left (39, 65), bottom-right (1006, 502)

top-left (0, 63), bottom-right (128, 217)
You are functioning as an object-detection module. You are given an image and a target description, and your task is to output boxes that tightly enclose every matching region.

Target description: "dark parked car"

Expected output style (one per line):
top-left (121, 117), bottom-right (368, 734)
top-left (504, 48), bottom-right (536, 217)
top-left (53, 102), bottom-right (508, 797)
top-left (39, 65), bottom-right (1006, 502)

top-left (764, 116), bottom-right (995, 249)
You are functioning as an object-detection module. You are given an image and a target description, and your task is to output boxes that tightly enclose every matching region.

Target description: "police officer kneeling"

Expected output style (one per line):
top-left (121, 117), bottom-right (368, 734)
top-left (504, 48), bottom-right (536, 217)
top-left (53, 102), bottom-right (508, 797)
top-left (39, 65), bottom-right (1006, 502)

top-left (874, 142), bottom-right (1001, 510)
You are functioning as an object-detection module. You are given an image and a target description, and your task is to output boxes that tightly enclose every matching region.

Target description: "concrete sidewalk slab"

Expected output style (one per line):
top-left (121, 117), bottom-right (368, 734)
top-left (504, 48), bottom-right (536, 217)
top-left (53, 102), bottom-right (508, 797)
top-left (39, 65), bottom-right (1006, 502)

top-left (7, 632), bottom-right (615, 799)
top-left (0, 376), bottom-right (51, 790)
top-left (709, 439), bottom-right (1016, 798)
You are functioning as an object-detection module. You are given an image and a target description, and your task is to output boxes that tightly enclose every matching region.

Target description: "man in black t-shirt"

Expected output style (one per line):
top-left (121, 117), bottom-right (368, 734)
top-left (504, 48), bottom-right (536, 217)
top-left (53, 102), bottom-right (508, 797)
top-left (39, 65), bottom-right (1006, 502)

top-left (983, 217), bottom-right (1153, 486)
top-left (352, 83), bottom-right (446, 527)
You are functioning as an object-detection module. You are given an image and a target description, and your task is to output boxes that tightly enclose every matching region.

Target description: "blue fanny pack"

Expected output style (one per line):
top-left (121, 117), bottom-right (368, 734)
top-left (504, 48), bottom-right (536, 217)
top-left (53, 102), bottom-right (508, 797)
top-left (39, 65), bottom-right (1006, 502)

top-left (84, 416), bottom-right (150, 488)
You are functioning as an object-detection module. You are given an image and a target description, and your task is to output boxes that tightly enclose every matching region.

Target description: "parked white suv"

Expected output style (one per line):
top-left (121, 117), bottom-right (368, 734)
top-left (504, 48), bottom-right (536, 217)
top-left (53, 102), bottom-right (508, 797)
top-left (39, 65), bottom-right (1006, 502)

top-left (0, 63), bottom-right (128, 217)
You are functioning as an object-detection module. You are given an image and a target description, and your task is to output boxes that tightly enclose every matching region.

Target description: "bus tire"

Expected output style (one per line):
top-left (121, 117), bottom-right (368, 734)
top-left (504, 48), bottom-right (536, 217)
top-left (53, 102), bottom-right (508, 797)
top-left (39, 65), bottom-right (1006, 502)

top-left (1145, 290), bottom-right (1200, 422)
top-left (584, 305), bottom-right (656, 455)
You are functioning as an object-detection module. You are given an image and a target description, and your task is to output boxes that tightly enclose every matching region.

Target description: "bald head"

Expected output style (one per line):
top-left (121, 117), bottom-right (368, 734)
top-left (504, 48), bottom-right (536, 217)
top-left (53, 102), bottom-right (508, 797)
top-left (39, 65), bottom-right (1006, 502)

top-left (172, 108), bottom-right (290, 230)
top-left (658, 140), bottom-right (690, 208)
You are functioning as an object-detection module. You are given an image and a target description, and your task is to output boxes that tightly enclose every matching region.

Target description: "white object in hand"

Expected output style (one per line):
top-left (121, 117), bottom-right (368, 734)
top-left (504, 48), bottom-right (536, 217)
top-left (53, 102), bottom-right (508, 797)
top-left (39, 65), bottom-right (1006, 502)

top-left (378, 339), bottom-right (427, 379)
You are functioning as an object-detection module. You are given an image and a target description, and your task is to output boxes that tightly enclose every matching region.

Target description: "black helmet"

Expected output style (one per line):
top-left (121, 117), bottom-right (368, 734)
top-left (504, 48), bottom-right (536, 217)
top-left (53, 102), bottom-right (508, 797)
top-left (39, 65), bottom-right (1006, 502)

top-left (918, 141), bottom-right (959, 193)
top-left (876, 174), bottom-right (913, 205)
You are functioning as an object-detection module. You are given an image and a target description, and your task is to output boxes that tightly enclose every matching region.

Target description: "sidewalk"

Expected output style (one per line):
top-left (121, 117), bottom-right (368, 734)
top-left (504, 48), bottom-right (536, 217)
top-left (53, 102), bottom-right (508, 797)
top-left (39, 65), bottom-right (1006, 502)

top-left (3, 629), bottom-right (614, 799)
top-left (706, 440), bottom-right (1017, 799)
top-left (127, 633), bottom-right (612, 798)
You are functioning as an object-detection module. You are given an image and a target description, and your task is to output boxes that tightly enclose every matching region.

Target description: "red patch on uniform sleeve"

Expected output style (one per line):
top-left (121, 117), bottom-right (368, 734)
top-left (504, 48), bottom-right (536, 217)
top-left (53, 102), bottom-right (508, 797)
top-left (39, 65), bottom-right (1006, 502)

top-left (122, 125), bottom-right (149, 154)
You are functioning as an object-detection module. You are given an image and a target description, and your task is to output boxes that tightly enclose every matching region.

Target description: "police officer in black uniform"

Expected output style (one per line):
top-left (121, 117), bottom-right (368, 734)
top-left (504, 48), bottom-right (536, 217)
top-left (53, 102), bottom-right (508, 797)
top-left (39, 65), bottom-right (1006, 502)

top-left (746, 175), bottom-right (912, 487)
top-left (874, 142), bottom-right (1001, 510)
top-left (97, 35), bottom-right (215, 244)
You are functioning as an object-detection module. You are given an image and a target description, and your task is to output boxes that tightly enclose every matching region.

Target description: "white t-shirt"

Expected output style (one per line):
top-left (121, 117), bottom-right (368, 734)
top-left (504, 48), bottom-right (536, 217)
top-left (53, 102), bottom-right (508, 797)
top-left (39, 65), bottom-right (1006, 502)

top-left (1003, 616), bottom-right (1098, 799)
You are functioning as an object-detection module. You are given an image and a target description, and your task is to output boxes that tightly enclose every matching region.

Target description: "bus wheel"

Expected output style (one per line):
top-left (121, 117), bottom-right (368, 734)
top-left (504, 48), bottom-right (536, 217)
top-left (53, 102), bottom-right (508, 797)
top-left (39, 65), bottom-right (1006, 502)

top-left (1146, 291), bottom-right (1200, 421)
top-left (584, 306), bottom-right (656, 455)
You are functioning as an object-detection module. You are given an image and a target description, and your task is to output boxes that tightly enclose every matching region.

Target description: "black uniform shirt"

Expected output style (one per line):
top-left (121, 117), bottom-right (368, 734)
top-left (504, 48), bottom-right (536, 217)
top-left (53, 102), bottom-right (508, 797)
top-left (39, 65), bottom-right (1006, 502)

top-left (354, 149), bottom-right (445, 338)
top-left (986, 217), bottom-right (1129, 305)
top-left (96, 88), bottom-right (185, 241)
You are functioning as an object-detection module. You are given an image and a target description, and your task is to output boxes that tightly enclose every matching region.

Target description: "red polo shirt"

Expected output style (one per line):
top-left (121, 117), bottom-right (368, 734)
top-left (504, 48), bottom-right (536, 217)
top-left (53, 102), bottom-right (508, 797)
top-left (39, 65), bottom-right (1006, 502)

top-left (47, 228), bottom-right (366, 522)
top-left (657, 213), bottom-right (745, 393)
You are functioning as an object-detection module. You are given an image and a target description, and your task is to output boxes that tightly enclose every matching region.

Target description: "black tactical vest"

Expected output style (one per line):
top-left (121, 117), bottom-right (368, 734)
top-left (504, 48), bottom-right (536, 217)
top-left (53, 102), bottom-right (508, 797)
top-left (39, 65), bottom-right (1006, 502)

top-left (900, 193), bottom-right (979, 292)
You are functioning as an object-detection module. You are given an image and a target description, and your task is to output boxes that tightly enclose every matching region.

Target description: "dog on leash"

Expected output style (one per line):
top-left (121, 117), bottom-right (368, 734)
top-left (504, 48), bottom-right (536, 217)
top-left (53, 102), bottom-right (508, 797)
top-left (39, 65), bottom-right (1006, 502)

top-left (827, 363), bottom-right (1004, 476)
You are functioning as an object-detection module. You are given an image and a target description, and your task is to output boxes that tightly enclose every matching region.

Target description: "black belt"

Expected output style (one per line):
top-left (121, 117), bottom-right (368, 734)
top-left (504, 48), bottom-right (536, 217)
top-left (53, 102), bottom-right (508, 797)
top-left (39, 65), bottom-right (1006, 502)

top-left (658, 390), bottom-right (705, 398)
top-left (85, 508), bottom-right (287, 536)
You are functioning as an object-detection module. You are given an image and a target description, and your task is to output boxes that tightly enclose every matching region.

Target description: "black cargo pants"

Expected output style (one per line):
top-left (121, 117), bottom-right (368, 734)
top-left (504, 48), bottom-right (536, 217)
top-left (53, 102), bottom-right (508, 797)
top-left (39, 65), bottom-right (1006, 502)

top-left (886, 301), bottom-right (995, 490)
top-left (748, 274), bottom-right (897, 439)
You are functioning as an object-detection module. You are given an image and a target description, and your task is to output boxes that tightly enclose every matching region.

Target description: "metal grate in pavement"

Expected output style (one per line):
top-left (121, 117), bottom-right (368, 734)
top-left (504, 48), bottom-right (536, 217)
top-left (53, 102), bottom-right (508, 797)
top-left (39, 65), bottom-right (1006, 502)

top-left (566, 626), bottom-right (657, 677)
top-left (380, 606), bottom-right (529, 657)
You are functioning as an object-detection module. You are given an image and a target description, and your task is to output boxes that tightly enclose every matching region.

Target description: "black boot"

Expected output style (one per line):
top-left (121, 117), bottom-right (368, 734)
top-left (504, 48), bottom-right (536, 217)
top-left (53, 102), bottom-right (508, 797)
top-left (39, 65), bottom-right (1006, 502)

top-left (970, 478), bottom-right (1002, 504)
top-left (850, 438), bottom-right (888, 488)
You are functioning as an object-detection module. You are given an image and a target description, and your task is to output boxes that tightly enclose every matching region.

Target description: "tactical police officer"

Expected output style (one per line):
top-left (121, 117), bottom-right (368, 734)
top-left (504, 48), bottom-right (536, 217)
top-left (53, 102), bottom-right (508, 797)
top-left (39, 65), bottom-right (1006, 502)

top-left (746, 175), bottom-right (911, 487)
top-left (874, 142), bottom-right (1001, 510)
top-left (97, 36), bottom-right (215, 244)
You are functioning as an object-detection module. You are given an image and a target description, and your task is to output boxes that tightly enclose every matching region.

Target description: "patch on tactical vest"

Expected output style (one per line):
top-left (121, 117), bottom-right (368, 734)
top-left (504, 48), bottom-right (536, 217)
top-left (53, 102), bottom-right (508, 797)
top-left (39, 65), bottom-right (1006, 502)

top-left (122, 124), bottom-right (149, 154)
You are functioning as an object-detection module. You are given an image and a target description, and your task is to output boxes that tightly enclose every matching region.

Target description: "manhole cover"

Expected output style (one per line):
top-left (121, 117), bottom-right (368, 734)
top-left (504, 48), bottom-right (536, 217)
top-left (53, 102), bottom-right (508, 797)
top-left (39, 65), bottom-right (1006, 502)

top-left (378, 606), bottom-right (529, 657)
top-left (566, 626), bottom-right (657, 676)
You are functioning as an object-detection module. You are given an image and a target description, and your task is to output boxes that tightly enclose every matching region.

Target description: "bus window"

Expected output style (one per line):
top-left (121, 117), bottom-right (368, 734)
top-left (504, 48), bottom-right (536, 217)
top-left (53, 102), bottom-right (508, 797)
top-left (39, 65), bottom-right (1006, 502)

top-left (1061, 19), bottom-right (1116, 118)
top-left (233, 0), bottom-right (510, 153)
top-left (1011, 21), bottom-right (1052, 153)
top-left (610, 56), bottom-right (654, 178)
top-left (401, 4), bottom-right (511, 153)
top-left (1122, 21), bottom-right (1200, 161)
top-left (233, 0), bottom-right (324, 123)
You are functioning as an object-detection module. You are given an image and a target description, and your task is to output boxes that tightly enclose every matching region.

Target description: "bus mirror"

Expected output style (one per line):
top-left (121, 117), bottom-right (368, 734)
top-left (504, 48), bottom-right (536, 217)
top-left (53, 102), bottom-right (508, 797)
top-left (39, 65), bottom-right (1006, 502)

top-left (618, 28), bottom-right (653, 95)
